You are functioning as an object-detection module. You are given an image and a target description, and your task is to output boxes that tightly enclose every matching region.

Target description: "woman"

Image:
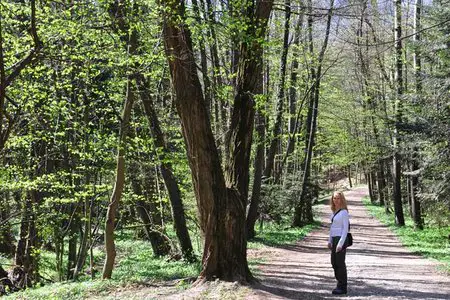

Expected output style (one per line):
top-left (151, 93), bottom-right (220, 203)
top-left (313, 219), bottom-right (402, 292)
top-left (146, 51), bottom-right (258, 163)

top-left (327, 191), bottom-right (349, 295)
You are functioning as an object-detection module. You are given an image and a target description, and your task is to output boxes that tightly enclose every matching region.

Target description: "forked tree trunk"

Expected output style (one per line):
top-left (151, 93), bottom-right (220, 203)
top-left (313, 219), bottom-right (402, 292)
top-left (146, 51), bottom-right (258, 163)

top-left (161, 0), bottom-right (272, 282)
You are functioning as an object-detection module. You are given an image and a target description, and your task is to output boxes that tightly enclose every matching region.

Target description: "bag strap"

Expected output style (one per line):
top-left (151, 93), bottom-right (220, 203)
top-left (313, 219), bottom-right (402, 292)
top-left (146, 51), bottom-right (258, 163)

top-left (331, 209), bottom-right (351, 231)
top-left (331, 209), bottom-right (342, 223)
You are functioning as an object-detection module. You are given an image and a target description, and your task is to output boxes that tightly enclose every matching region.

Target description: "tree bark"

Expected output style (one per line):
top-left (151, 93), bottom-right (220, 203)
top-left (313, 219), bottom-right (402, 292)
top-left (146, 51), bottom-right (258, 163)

top-left (265, 0), bottom-right (291, 182)
top-left (102, 78), bottom-right (134, 279)
top-left (393, 0), bottom-right (405, 226)
top-left (160, 0), bottom-right (272, 282)
top-left (136, 75), bottom-right (195, 261)
top-left (411, 0), bottom-right (422, 230)
top-left (130, 171), bottom-right (171, 256)
top-left (192, 0), bottom-right (212, 115)
top-left (293, 0), bottom-right (334, 226)
top-left (246, 72), bottom-right (265, 239)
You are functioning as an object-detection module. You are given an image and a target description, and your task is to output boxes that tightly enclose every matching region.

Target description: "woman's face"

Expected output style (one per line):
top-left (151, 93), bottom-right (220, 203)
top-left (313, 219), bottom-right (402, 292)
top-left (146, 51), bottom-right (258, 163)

top-left (333, 193), bottom-right (342, 207)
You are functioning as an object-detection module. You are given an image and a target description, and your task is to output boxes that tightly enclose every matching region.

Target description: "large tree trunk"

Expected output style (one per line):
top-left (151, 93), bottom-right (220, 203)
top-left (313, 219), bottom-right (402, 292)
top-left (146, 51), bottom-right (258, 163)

top-left (161, 0), bottom-right (272, 282)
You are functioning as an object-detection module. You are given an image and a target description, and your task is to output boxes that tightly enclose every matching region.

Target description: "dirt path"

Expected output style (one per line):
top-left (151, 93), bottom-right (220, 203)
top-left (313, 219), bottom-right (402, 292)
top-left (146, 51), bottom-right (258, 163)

top-left (246, 187), bottom-right (450, 300)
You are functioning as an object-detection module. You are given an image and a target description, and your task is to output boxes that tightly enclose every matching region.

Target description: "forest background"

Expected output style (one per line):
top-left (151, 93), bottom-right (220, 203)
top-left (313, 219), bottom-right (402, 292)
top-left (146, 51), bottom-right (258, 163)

top-left (0, 0), bottom-right (448, 297)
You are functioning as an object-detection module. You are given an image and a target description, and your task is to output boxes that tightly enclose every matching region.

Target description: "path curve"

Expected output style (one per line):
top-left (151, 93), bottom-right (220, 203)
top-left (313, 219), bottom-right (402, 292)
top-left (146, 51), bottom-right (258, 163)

top-left (246, 187), bottom-right (450, 300)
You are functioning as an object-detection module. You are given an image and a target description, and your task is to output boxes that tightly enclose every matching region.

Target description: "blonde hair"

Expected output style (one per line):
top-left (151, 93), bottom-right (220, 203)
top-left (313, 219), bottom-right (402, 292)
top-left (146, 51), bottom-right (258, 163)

top-left (330, 191), bottom-right (348, 212)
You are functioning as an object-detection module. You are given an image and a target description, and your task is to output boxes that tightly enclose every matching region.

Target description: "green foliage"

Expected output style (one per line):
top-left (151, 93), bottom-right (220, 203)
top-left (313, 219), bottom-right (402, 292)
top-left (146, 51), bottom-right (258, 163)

top-left (5, 238), bottom-right (200, 300)
top-left (248, 222), bottom-right (319, 248)
top-left (363, 197), bottom-right (450, 274)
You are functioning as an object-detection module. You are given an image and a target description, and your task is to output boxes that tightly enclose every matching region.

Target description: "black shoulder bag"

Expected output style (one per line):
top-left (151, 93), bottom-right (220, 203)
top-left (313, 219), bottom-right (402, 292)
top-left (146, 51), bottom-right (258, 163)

top-left (332, 209), bottom-right (353, 248)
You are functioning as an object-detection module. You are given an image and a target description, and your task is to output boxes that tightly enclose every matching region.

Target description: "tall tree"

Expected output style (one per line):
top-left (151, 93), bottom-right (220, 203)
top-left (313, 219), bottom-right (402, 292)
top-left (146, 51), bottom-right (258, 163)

top-left (392, 0), bottom-right (405, 226)
top-left (102, 76), bottom-right (135, 279)
top-left (160, 0), bottom-right (272, 282)
top-left (265, 0), bottom-right (291, 182)
top-left (0, 0), bottom-right (42, 283)
top-left (411, 0), bottom-right (422, 229)
top-left (293, 0), bottom-right (334, 226)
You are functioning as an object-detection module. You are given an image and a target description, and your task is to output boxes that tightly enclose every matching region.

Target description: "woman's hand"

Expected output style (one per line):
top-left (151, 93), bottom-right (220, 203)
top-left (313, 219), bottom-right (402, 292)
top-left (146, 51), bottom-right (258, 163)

top-left (328, 242), bottom-right (332, 250)
top-left (336, 245), bottom-right (343, 252)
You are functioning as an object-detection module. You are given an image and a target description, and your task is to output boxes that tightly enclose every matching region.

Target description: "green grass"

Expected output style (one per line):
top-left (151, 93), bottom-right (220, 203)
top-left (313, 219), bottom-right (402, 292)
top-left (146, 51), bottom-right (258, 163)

top-left (248, 221), bottom-right (319, 249)
top-left (5, 236), bottom-right (201, 300)
top-left (362, 197), bottom-right (450, 274)
top-left (5, 218), bottom-right (318, 299)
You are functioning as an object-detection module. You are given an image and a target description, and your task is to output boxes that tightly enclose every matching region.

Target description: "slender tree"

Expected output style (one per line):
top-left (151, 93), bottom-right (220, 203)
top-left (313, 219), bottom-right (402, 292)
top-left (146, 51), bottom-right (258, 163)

top-left (411, 0), bottom-right (422, 229)
top-left (265, 0), bottom-right (291, 182)
top-left (392, 0), bottom-right (405, 226)
top-left (293, 0), bottom-right (334, 226)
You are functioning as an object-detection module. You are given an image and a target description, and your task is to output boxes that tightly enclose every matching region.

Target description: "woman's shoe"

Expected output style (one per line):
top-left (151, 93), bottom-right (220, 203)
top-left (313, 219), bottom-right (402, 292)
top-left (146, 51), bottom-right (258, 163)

top-left (332, 288), bottom-right (347, 295)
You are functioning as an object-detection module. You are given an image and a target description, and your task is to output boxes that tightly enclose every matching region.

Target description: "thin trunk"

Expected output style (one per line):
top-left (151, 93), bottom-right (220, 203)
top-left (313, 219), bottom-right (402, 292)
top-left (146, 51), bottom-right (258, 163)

top-left (393, 0), bottom-right (405, 226)
top-left (73, 98), bottom-right (92, 279)
top-left (412, 0), bottom-right (422, 230)
top-left (131, 173), bottom-right (171, 256)
top-left (293, 0), bottom-right (334, 226)
top-left (246, 70), bottom-right (265, 240)
top-left (136, 75), bottom-right (194, 261)
top-left (102, 77), bottom-right (134, 279)
top-left (284, 9), bottom-right (304, 174)
top-left (377, 162), bottom-right (386, 206)
top-left (110, 0), bottom-right (194, 261)
top-left (347, 166), bottom-right (353, 188)
top-left (266, 0), bottom-right (291, 182)
top-left (73, 177), bottom-right (90, 279)
top-left (15, 197), bottom-right (29, 267)
top-left (67, 218), bottom-right (77, 280)
top-left (367, 172), bottom-right (375, 203)
top-left (371, 172), bottom-right (377, 202)
top-left (192, 0), bottom-right (212, 115)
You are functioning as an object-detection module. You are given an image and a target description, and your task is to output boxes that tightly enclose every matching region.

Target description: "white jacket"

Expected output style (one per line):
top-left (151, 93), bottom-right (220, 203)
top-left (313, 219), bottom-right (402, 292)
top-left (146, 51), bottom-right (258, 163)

top-left (328, 209), bottom-right (349, 249)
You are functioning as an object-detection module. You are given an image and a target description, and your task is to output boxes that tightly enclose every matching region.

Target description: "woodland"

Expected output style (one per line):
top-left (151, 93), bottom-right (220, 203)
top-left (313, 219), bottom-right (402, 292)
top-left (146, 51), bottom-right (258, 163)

top-left (0, 0), bottom-right (449, 297)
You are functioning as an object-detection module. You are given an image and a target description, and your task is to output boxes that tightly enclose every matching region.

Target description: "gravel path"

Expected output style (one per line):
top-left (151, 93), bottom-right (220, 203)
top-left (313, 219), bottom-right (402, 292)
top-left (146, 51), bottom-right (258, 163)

top-left (246, 187), bottom-right (450, 300)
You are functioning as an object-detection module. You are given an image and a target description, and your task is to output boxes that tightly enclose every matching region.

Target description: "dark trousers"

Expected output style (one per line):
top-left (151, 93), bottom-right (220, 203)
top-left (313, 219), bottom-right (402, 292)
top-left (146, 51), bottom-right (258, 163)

top-left (331, 236), bottom-right (347, 290)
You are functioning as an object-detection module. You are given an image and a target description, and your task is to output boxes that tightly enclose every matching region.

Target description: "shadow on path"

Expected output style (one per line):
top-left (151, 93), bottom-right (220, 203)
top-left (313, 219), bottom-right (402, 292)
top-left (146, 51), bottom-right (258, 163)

top-left (247, 187), bottom-right (450, 300)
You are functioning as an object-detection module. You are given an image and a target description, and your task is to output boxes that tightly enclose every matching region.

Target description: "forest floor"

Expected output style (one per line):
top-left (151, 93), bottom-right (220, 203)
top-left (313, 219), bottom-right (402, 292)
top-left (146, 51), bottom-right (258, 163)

top-left (93, 187), bottom-right (450, 299)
